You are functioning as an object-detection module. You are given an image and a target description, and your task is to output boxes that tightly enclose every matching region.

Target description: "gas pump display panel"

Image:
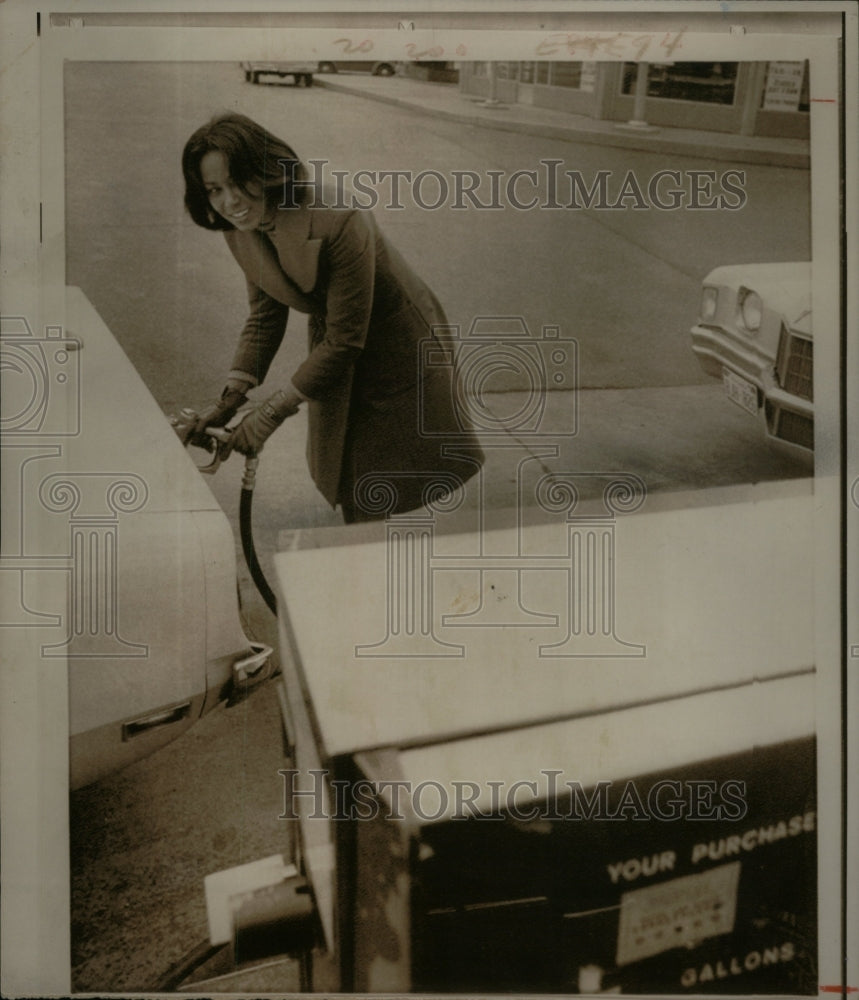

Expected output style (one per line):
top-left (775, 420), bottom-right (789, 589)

top-left (406, 736), bottom-right (816, 995)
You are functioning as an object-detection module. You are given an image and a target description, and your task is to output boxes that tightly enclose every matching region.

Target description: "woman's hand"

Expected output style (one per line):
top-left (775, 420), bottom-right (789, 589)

top-left (190, 382), bottom-right (250, 448)
top-left (222, 389), bottom-right (301, 456)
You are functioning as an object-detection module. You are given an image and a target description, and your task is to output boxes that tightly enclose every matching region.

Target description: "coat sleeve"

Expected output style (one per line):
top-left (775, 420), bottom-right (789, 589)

top-left (290, 210), bottom-right (374, 400)
top-left (229, 278), bottom-right (290, 387)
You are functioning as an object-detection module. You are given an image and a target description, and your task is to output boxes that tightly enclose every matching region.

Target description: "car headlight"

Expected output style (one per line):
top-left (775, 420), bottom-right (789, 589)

top-left (700, 286), bottom-right (718, 321)
top-left (738, 288), bottom-right (763, 332)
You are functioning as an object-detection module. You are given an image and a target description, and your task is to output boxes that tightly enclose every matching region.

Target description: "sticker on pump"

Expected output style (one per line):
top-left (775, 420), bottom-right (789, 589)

top-left (616, 861), bottom-right (740, 966)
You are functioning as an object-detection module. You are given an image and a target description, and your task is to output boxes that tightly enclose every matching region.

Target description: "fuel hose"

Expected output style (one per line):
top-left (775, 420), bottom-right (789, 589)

top-left (171, 412), bottom-right (279, 614)
top-left (238, 455), bottom-right (278, 615)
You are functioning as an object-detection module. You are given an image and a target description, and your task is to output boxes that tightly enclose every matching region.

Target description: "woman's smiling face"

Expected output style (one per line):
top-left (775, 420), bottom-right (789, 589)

top-left (200, 150), bottom-right (271, 230)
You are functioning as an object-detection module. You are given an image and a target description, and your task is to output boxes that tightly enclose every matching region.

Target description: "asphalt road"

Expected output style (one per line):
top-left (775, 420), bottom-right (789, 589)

top-left (65, 61), bottom-right (812, 993)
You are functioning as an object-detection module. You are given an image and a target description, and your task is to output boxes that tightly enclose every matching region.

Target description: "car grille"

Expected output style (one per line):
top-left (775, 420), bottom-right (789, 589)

top-left (777, 410), bottom-right (814, 450)
top-left (766, 401), bottom-right (814, 451)
top-left (776, 325), bottom-right (813, 401)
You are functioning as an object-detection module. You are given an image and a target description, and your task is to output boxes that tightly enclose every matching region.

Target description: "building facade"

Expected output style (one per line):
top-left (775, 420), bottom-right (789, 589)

top-left (458, 61), bottom-right (810, 139)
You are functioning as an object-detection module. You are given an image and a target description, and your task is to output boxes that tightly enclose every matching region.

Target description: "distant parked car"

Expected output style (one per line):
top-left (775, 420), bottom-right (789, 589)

top-left (690, 261), bottom-right (813, 459)
top-left (241, 61), bottom-right (314, 86)
top-left (316, 60), bottom-right (398, 76)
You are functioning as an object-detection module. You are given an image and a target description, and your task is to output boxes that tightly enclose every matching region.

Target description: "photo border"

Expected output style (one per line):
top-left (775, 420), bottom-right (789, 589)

top-left (1, 1), bottom-right (855, 996)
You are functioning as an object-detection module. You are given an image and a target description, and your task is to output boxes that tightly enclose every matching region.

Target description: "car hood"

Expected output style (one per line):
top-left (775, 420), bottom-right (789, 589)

top-left (705, 261), bottom-right (812, 333)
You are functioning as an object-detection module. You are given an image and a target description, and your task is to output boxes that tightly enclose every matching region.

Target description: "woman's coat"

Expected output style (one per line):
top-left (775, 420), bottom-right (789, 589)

top-left (222, 194), bottom-right (484, 518)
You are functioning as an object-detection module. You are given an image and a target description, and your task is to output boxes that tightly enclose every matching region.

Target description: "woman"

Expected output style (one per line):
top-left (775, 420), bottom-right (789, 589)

top-left (181, 112), bottom-right (483, 521)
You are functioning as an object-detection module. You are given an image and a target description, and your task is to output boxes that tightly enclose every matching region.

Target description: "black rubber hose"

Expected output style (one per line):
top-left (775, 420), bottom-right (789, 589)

top-left (150, 940), bottom-right (230, 991)
top-left (238, 458), bottom-right (278, 615)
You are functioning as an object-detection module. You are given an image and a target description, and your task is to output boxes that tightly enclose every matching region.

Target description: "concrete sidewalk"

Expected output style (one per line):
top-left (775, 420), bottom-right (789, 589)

top-left (313, 73), bottom-right (810, 169)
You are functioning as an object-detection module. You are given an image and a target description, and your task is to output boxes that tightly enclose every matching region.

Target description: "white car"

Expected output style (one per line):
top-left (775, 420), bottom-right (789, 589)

top-left (690, 262), bottom-right (813, 459)
top-left (1, 289), bottom-right (274, 789)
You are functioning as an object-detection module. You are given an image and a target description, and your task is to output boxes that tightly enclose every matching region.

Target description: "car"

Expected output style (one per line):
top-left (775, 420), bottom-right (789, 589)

top-left (241, 61), bottom-right (315, 86)
top-left (0, 290), bottom-right (275, 789)
top-left (316, 60), bottom-right (398, 76)
top-left (690, 261), bottom-right (813, 459)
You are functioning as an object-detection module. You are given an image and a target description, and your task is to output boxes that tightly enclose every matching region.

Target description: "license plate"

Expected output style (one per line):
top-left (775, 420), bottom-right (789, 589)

top-left (722, 368), bottom-right (758, 415)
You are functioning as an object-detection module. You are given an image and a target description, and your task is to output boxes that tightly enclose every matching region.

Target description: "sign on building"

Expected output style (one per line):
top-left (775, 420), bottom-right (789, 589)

top-left (762, 61), bottom-right (805, 112)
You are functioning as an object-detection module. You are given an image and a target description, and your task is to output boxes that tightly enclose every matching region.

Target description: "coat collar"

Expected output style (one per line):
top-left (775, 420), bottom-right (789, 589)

top-left (263, 200), bottom-right (322, 295)
top-left (223, 201), bottom-right (322, 311)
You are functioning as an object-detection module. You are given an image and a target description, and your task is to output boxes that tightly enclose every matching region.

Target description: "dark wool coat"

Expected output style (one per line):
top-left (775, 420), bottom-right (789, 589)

top-left (223, 196), bottom-right (484, 519)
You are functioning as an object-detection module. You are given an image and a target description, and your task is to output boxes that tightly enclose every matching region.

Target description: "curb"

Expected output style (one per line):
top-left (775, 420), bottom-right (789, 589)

top-left (313, 78), bottom-right (810, 170)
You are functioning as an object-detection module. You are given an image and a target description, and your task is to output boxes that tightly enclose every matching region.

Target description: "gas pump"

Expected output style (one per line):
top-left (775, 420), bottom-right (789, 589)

top-left (173, 473), bottom-right (817, 995)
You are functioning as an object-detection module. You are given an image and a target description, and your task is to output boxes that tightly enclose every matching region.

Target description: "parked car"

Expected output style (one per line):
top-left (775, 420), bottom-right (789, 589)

top-left (241, 61), bottom-right (315, 86)
top-left (0, 291), bottom-right (275, 789)
top-left (690, 261), bottom-right (813, 459)
top-left (316, 60), bottom-right (398, 76)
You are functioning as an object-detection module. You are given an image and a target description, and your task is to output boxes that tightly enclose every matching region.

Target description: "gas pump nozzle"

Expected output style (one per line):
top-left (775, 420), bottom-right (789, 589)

top-left (169, 408), bottom-right (235, 475)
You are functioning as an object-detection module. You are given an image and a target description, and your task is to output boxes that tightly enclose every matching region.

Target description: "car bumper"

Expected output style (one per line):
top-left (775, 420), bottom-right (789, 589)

top-left (691, 324), bottom-right (813, 458)
top-left (690, 323), bottom-right (773, 385)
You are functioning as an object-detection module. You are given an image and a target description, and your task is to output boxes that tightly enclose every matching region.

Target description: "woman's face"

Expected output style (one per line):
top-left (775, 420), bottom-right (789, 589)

top-left (200, 150), bottom-right (272, 230)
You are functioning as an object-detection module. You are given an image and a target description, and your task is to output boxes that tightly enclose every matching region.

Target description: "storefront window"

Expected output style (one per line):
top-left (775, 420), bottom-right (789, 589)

top-left (550, 62), bottom-right (584, 88)
top-left (520, 62), bottom-right (535, 85)
top-left (471, 62), bottom-right (488, 77)
top-left (496, 62), bottom-right (520, 81)
top-left (536, 62), bottom-right (549, 85)
top-left (622, 62), bottom-right (739, 105)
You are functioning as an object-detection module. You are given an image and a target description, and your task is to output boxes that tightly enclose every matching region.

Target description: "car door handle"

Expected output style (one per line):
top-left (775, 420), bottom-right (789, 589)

top-left (122, 701), bottom-right (192, 740)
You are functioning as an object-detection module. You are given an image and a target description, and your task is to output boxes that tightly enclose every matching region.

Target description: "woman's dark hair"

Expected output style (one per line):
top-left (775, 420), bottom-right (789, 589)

top-left (182, 112), bottom-right (305, 230)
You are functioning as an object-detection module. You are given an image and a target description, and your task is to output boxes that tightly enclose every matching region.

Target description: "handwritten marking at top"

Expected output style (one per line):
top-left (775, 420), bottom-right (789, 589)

top-left (404, 42), bottom-right (445, 60)
top-left (536, 28), bottom-right (685, 61)
top-left (333, 37), bottom-right (373, 55)
top-left (322, 29), bottom-right (685, 63)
